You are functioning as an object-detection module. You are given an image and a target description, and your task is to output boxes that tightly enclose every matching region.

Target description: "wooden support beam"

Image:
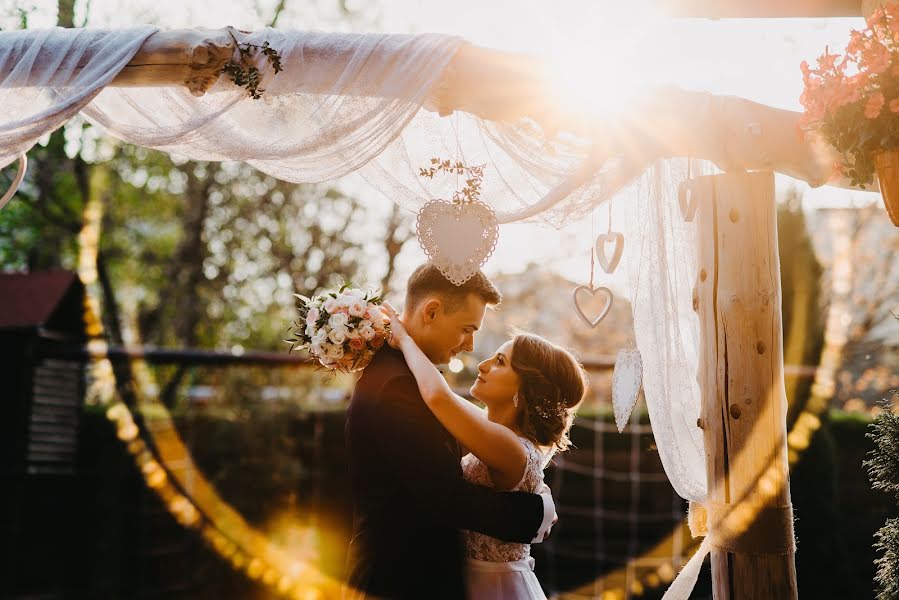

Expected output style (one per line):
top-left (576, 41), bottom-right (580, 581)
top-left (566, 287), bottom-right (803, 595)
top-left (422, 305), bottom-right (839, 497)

top-left (660, 0), bottom-right (862, 18)
top-left (694, 172), bottom-right (798, 599)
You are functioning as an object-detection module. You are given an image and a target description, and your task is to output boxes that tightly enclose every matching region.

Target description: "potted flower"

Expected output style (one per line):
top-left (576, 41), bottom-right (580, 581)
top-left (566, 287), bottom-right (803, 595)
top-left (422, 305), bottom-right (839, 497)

top-left (799, 3), bottom-right (899, 225)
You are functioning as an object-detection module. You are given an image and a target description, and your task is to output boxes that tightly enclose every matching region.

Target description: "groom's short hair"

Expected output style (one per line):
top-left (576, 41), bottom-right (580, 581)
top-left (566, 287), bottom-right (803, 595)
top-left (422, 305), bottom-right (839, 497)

top-left (405, 263), bottom-right (502, 313)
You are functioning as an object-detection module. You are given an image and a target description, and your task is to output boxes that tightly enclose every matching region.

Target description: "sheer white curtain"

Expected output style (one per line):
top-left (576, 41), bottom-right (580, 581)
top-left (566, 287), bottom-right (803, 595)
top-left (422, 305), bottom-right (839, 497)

top-left (0, 27), bottom-right (632, 223)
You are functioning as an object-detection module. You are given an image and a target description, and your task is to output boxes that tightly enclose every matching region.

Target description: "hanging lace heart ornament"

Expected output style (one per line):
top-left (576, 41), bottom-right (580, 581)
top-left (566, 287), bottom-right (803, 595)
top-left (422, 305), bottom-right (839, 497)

top-left (612, 348), bottom-right (643, 433)
top-left (416, 199), bottom-right (499, 286)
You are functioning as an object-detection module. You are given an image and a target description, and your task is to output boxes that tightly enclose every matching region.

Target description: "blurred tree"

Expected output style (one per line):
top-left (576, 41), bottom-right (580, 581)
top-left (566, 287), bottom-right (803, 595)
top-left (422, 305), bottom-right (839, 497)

top-left (0, 0), bottom-right (86, 273)
top-left (837, 205), bottom-right (899, 346)
top-left (777, 189), bottom-right (825, 423)
top-left (0, 0), bottom-right (412, 410)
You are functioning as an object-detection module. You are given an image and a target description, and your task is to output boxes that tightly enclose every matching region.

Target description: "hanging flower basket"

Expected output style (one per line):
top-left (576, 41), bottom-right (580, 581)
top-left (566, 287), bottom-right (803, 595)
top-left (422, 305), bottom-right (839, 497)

top-left (799, 3), bottom-right (899, 225)
top-left (874, 150), bottom-right (899, 225)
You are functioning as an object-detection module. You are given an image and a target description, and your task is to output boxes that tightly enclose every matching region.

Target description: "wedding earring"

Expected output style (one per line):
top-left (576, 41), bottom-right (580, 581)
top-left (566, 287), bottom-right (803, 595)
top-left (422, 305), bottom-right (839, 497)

top-left (513, 393), bottom-right (520, 408)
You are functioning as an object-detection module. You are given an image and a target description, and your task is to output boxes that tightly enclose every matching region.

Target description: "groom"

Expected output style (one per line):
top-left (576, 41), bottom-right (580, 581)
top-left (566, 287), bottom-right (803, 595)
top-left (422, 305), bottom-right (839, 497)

top-left (344, 263), bottom-right (555, 599)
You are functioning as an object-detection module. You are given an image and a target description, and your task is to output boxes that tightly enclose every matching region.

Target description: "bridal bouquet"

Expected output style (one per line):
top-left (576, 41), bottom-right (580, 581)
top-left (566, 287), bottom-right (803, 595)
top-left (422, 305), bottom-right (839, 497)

top-left (286, 285), bottom-right (389, 373)
top-left (799, 3), bottom-right (899, 187)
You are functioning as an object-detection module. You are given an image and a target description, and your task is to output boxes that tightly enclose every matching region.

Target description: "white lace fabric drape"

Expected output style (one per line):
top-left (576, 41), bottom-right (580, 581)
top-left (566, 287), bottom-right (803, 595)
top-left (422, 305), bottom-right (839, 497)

top-left (0, 26), bottom-right (631, 224)
top-left (0, 27), bottom-right (708, 597)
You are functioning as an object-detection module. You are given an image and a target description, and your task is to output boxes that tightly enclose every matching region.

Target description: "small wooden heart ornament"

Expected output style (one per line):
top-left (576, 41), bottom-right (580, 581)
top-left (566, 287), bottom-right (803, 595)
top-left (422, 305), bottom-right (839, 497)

top-left (596, 232), bottom-right (624, 274)
top-left (572, 285), bottom-right (613, 329)
top-left (678, 179), bottom-right (698, 222)
top-left (416, 199), bottom-right (499, 286)
top-left (612, 348), bottom-right (643, 433)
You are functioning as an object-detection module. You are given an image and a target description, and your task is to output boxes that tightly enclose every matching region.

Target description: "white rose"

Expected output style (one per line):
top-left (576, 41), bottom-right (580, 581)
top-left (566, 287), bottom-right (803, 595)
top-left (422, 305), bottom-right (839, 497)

top-left (323, 298), bottom-right (338, 313)
top-left (359, 325), bottom-right (376, 340)
top-left (349, 288), bottom-right (366, 299)
top-left (325, 344), bottom-right (344, 359)
top-left (359, 319), bottom-right (372, 329)
top-left (305, 324), bottom-right (316, 337)
top-left (337, 293), bottom-right (357, 307)
top-left (310, 339), bottom-right (324, 355)
top-left (306, 307), bottom-right (320, 325)
top-left (312, 329), bottom-right (328, 344)
top-left (328, 328), bottom-right (347, 345)
top-left (329, 312), bottom-right (349, 328)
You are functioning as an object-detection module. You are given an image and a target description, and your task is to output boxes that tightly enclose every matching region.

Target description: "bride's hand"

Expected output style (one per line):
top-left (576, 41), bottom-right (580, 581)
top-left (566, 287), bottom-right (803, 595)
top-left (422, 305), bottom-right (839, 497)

top-left (381, 301), bottom-right (409, 350)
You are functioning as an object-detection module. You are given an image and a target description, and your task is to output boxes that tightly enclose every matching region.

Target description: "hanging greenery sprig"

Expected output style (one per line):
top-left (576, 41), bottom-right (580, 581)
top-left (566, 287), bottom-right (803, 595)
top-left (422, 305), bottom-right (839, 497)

top-left (221, 39), bottom-right (284, 100)
top-left (419, 158), bottom-right (486, 205)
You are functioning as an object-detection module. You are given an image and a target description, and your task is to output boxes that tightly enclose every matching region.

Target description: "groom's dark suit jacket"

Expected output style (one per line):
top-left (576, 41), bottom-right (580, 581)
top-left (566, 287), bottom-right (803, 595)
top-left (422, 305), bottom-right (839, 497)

top-left (344, 346), bottom-right (546, 599)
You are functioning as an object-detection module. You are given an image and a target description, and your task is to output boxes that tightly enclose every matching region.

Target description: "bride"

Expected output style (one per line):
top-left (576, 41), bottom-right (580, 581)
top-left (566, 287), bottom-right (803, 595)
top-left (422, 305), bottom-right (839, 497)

top-left (382, 302), bottom-right (587, 600)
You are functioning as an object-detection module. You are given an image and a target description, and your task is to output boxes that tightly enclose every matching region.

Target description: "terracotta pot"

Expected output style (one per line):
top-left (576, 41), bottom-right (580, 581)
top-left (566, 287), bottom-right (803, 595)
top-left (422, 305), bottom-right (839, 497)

top-left (873, 150), bottom-right (899, 226)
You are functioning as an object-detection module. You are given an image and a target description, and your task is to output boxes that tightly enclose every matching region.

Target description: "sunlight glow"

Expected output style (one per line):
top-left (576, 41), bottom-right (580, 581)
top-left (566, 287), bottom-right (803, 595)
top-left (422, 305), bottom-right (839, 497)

top-left (538, 3), bottom-right (661, 121)
top-left (545, 45), bottom-right (642, 117)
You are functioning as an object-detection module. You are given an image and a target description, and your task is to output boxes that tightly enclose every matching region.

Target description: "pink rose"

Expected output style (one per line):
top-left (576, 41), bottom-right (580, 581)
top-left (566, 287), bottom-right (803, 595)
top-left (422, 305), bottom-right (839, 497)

top-left (349, 301), bottom-right (367, 318)
top-left (370, 335), bottom-right (384, 349)
top-left (889, 98), bottom-right (899, 113)
top-left (349, 337), bottom-right (365, 351)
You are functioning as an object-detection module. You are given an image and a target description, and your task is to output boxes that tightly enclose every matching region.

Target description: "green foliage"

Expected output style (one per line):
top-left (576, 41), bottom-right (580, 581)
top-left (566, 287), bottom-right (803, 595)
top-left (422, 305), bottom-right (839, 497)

top-left (865, 314), bottom-right (899, 599)
top-left (0, 126), bottom-right (86, 270)
top-left (221, 40), bottom-right (284, 100)
top-left (875, 518), bottom-right (899, 600)
top-left (867, 400), bottom-right (899, 501)
top-left (419, 157), bottom-right (486, 204)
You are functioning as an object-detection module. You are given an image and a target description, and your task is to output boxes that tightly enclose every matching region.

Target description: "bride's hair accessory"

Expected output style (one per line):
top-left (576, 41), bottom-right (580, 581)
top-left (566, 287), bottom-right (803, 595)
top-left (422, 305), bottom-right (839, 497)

top-left (532, 398), bottom-right (568, 421)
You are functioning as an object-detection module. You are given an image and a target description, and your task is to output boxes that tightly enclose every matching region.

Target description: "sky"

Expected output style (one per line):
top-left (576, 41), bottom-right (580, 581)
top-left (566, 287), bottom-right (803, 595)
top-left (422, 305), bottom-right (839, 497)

top-left (2, 0), bottom-right (885, 290)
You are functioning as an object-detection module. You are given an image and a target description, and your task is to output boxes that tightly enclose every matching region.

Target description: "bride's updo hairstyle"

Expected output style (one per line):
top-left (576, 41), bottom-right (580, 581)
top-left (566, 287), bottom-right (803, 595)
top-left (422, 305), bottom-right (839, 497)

top-left (510, 333), bottom-right (588, 453)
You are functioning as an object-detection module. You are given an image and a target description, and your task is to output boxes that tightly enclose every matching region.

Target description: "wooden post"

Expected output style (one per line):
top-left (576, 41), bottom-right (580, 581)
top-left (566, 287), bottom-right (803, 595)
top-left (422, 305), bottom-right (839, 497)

top-left (694, 171), bottom-right (798, 599)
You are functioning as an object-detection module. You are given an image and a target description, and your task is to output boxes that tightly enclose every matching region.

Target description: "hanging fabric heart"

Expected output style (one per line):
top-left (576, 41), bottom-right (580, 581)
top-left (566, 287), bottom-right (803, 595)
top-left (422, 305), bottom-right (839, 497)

top-left (572, 285), bottom-right (613, 328)
top-left (416, 199), bottom-right (499, 286)
top-left (612, 348), bottom-right (643, 433)
top-left (596, 232), bottom-right (624, 274)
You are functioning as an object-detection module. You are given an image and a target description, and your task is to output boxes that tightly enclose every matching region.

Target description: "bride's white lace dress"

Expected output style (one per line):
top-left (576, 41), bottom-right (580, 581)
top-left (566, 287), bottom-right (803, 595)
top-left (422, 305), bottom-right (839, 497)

top-left (461, 437), bottom-right (548, 600)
